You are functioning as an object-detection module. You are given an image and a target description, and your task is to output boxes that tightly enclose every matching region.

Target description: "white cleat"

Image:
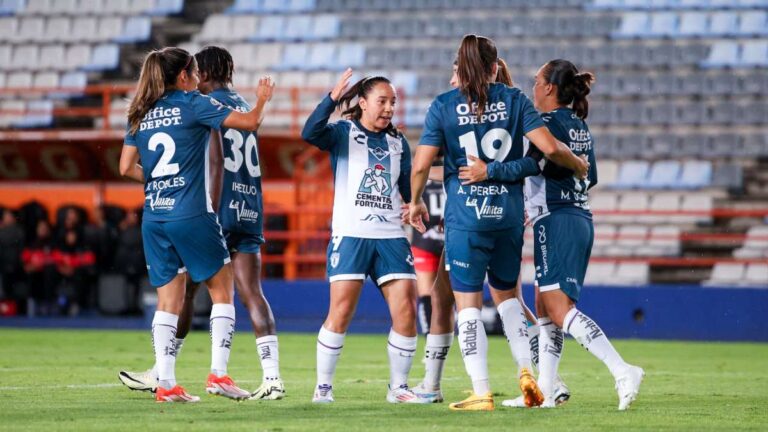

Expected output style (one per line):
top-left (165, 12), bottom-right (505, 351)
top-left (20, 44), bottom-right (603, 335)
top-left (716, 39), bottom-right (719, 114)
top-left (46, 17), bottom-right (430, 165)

top-left (386, 385), bottom-right (432, 404)
top-left (411, 382), bottom-right (444, 403)
top-left (312, 384), bottom-right (334, 403)
top-left (249, 378), bottom-right (286, 400)
top-left (616, 365), bottom-right (645, 411)
top-left (501, 395), bottom-right (556, 408)
top-left (118, 368), bottom-right (157, 393)
top-left (553, 374), bottom-right (571, 406)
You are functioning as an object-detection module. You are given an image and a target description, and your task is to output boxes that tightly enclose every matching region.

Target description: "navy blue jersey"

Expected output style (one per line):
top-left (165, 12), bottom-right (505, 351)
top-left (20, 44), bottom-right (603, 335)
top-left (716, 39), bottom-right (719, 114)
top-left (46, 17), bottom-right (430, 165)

top-left (420, 83), bottom-right (544, 232)
top-left (209, 88), bottom-right (263, 239)
top-left (302, 94), bottom-right (412, 239)
top-left (124, 90), bottom-right (232, 222)
top-left (525, 107), bottom-right (598, 223)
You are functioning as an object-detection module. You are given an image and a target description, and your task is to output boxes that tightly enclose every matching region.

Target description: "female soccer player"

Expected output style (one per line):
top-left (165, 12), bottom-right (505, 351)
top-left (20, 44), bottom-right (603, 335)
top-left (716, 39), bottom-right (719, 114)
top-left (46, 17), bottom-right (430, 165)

top-left (410, 35), bottom-right (588, 411)
top-left (118, 47), bottom-right (273, 403)
top-left (118, 46), bottom-right (284, 401)
top-left (302, 69), bottom-right (428, 404)
top-left (461, 59), bottom-right (644, 411)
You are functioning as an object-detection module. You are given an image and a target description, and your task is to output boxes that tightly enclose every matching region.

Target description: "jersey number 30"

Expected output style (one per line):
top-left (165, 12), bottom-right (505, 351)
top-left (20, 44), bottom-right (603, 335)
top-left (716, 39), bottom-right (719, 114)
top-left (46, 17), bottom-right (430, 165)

top-left (224, 129), bottom-right (261, 177)
top-left (459, 128), bottom-right (512, 165)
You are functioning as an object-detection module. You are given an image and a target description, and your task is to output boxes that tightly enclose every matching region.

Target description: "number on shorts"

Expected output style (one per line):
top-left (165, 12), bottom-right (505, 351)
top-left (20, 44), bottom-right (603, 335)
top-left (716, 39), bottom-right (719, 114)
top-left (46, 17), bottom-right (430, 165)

top-left (331, 235), bottom-right (343, 252)
top-left (458, 128), bottom-right (512, 165)
top-left (223, 129), bottom-right (261, 177)
top-left (148, 132), bottom-right (180, 178)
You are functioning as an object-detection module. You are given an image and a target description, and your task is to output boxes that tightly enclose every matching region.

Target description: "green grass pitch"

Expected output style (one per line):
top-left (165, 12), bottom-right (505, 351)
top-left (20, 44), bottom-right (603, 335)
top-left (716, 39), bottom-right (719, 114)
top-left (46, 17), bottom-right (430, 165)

top-left (0, 329), bottom-right (766, 431)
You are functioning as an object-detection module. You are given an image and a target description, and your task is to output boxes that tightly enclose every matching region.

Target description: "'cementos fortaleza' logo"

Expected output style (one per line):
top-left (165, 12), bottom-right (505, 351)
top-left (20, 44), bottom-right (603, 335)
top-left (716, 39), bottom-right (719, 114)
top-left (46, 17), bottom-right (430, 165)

top-left (356, 164), bottom-right (393, 210)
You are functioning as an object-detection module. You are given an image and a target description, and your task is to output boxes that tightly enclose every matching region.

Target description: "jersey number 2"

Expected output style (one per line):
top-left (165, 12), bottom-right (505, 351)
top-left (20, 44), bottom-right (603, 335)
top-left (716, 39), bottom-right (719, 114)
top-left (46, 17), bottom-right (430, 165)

top-left (223, 129), bottom-right (261, 177)
top-left (459, 128), bottom-right (512, 165)
top-left (148, 132), bottom-right (180, 178)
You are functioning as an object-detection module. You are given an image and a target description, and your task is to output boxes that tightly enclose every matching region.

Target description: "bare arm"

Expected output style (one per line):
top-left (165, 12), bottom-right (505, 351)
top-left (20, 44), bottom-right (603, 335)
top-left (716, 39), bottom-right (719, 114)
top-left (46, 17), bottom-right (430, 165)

top-left (208, 129), bottom-right (224, 213)
top-left (118, 145), bottom-right (144, 183)
top-left (222, 76), bottom-right (275, 132)
top-left (525, 127), bottom-right (589, 179)
top-left (409, 145), bottom-right (440, 233)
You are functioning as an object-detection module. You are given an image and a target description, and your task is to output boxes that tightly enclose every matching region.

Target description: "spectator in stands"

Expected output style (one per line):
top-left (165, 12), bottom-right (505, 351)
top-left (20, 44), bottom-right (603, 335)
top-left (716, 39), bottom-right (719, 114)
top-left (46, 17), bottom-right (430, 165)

top-left (113, 207), bottom-right (144, 290)
top-left (21, 220), bottom-right (57, 316)
top-left (83, 206), bottom-right (120, 273)
top-left (52, 228), bottom-right (96, 316)
top-left (0, 208), bottom-right (25, 313)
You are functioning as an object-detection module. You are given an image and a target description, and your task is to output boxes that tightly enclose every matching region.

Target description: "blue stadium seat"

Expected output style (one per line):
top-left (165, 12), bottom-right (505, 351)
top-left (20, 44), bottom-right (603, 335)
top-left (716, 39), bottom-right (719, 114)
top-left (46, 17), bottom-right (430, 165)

top-left (287, 0), bottom-right (316, 12)
top-left (114, 17), bottom-right (151, 43)
top-left (614, 12), bottom-right (650, 37)
top-left (709, 12), bottom-right (739, 36)
top-left (647, 160), bottom-right (681, 188)
top-left (712, 163), bottom-right (743, 189)
top-left (335, 43), bottom-right (365, 69)
top-left (82, 44), bottom-right (120, 71)
top-left (701, 41), bottom-right (740, 67)
top-left (614, 160), bottom-right (650, 188)
top-left (14, 100), bottom-right (53, 128)
top-left (739, 41), bottom-right (768, 67)
top-left (648, 12), bottom-right (679, 37)
top-left (148, 0), bottom-right (184, 16)
top-left (284, 15), bottom-right (313, 41)
top-left (254, 16), bottom-right (286, 41)
top-left (391, 71), bottom-right (418, 95)
top-left (0, 0), bottom-right (24, 15)
top-left (738, 11), bottom-right (768, 36)
top-left (306, 43), bottom-right (336, 70)
top-left (278, 44), bottom-right (310, 70)
top-left (310, 14), bottom-right (339, 40)
top-left (678, 12), bottom-right (707, 37)
top-left (227, 0), bottom-right (262, 14)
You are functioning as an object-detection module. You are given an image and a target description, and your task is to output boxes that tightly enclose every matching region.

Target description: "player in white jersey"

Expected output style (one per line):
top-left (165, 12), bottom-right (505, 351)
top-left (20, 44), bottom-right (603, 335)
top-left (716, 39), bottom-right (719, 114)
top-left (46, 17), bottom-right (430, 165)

top-left (301, 69), bottom-right (429, 404)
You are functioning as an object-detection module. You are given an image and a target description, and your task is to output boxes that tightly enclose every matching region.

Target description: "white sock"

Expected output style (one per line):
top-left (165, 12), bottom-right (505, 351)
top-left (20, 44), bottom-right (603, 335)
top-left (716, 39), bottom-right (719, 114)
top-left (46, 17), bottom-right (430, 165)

top-left (497, 298), bottom-right (532, 374)
top-left (564, 308), bottom-right (629, 379)
top-left (317, 326), bottom-right (345, 387)
top-left (210, 303), bottom-right (236, 377)
top-left (528, 324), bottom-right (540, 369)
top-left (423, 332), bottom-right (453, 391)
top-left (387, 329), bottom-right (417, 389)
top-left (256, 335), bottom-right (280, 381)
top-left (150, 337), bottom-right (183, 379)
top-left (537, 317), bottom-right (563, 398)
top-left (152, 311), bottom-right (178, 390)
top-left (457, 308), bottom-right (490, 395)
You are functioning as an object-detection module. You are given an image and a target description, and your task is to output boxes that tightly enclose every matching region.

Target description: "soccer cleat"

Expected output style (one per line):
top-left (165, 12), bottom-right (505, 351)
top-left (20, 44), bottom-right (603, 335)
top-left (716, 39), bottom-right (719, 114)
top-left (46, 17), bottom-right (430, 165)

top-left (249, 378), bottom-right (286, 400)
top-left (156, 385), bottom-right (200, 403)
top-left (448, 392), bottom-right (494, 411)
top-left (205, 374), bottom-right (251, 401)
top-left (386, 385), bottom-right (432, 404)
top-left (501, 395), bottom-right (556, 409)
top-left (411, 382), bottom-right (444, 403)
top-left (519, 367), bottom-right (545, 407)
top-left (118, 368), bottom-right (157, 393)
top-left (616, 365), bottom-right (644, 411)
top-left (553, 374), bottom-right (571, 406)
top-left (312, 384), bottom-right (334, 403)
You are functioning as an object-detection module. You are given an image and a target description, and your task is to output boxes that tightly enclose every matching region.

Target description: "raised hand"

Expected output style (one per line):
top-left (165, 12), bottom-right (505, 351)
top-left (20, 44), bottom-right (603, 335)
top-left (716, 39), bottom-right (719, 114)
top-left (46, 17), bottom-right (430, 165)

top-left (330, 68), bottom-right (353, 102)
top-left (256, 75), bottom-right (275, 102)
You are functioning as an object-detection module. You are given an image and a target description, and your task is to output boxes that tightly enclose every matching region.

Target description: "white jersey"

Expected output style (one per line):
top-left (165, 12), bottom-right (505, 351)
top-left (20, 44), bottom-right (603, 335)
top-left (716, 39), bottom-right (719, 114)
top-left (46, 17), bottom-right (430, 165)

top-left (301, 95), bottom-right (412, 239)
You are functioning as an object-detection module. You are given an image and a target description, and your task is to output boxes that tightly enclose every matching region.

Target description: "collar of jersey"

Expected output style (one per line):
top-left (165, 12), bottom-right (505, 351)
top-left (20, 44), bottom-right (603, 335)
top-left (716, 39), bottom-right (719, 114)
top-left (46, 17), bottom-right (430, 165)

top-left (352, 119), bottom-right (386, 138)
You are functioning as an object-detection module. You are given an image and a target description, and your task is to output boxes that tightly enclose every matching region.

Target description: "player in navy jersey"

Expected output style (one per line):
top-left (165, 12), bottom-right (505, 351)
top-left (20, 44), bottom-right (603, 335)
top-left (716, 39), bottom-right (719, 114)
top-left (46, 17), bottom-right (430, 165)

top-left (118, 47), bottom-right (273, 403)
top-left (117, 47), bottom-right (284, 401)
top-left (412, 58), bottom-right (570, 406)
top-left (410, 35), bottom-right (589, 411)
top-left (302, 69), bottom-right (429, 404)
top-left (462, 59), bottom-right (644, 410)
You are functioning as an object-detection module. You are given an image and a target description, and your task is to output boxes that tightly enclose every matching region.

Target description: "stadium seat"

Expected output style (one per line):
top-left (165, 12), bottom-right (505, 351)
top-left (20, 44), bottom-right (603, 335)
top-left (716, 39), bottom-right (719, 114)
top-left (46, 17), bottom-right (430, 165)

top-left (647, 160), bottom-right (681, 189)
top-left (0, 45), bottom-right (11, 72)
top-left (77, 0), bottom-right (105, 14)
top-left (228, 44), bottom-right (257, 71)
top-left (712, 163), bottom-right (743, 189)
top-left (254, 44), bottom-right (283, 69)
top-left (227, 0), bottom-right (261, 14)
top-left (647, 192), bottom-right (682, 224)
top-left (148, 0), bottom-right (184, 16)
top-left (592, 224), bottom-right (617, 256)
top-left (584, 261), bottom-right (615, 286)
top-left (680, 193), bottom-right (714, 225)
top-left (19, 0), bottom-right (50, 15)
top-left (232, 70), bottom-right (252, 89)
top-left (15, 99), bottom-right (53, 128)
top-left (278, 44), bottom-right (310, 70)
top-left (709, 11), bottom-right (739, 36)
top-left (742, 263), bottom-right (768, 287)
top-left (703, 262), bottom-right (746, 287)
top-left (607, 224), bottom-right (648, 256)
top-left (70, 17), bottom-right (99, 43)
top-left (616, 192), bottom-right (649, 224)
top-left (594, 159), bottom-right (618, 189)
top-left (32, 71), bottom-right (58, 88)
top-left (311, 14), bottom-right (340, 40)
top-left (115, 16), bottom-right (152, 43)
top-left (227, 15), bottom-right (259, 41)
top-left (255, 16), bottom-right (286, 41)
top-left (6, 71), bottom-right (32, 89)
top-left (739, 41), bottom-right (768, 67)
top-left (197, 15), bottom-right (230, 42)
top-left (615, 12), bottom-right (650, 37)
top-left (613, 262), bottom-right (650, 285)
top-left (738, 10), bottom-right (768, 36)
top-left (56, 71), bottom-right (87, 97)
top-left (284, 15), bottom-right (314, 41)
top-left (82, 44), bottom-right (120, 71)
top-left (0, 0), bottom-right (24, 15)
top-left (305, 43), bottom-right (337, 70)
top-left (648, 12), bottom-right (678, 37)
top-left (12, 18), bottom-right (45, 43)
top-left (306, 71), bottom-right (334, 89)
top-left (678, 12), bottom-right (707, 36)
top-left (62, 45), bottom-right (91, 70)
top-left (97, 17), bottom-right (125, 42)
top-left (733, 226), bottom-right (768, 259)
top-left (0, 72), bottom-right (5, 87)
top-left (278, 71), bottom-right (307, 88)
top-left (637, 225), bottom-right (681, 256)
top-left (613, 160), bottom-right (649, 188)
top-left (335, 43), bottom-right (365, 69)
top-left (0, 100), bottom-right (25, 127)
top-left (42, 17), bottom-right (72, 43)
top-left (701, 41), bottom-right (740, 68)
top-left (679, 160), bottom-right (712, 189)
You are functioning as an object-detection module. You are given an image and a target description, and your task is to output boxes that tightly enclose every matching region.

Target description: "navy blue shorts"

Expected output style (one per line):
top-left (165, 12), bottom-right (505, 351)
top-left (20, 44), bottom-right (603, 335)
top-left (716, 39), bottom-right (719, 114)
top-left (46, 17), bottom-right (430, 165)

top-left (534, 212), bottom-right (594, 302)
top-left (142, 213), bottom-right (230, 287)
top-left (225, 231), bottom-right (264, 254)
top-left (444, 226), bottom-right (524, 293)
top-left (326, 236), bottom-right (416, 286)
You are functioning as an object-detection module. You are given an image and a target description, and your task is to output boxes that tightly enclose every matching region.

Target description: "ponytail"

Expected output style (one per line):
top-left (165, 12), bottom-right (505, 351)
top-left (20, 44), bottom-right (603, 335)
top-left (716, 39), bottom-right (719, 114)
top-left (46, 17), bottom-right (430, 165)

top-left (541, 59), bottom-right (595, 120)
top-left (337, 76), bottom-right (399, 137)
top-left (127, 47), bottom-right (195, 134)
top-left (496, 57), bottom-right (513, 87)
top-left (456, 34), bottom-right (498, 118)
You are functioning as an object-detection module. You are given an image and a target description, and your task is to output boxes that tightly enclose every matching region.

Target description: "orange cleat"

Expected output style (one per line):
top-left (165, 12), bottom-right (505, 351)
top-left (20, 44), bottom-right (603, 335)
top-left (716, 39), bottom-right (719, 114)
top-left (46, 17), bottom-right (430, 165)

top-left (156, 385), bottom-right (200, 403)
top-left (205, 374), bottom-right (251, 401)
top-left (519, 368), bottom-right (545, 407)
